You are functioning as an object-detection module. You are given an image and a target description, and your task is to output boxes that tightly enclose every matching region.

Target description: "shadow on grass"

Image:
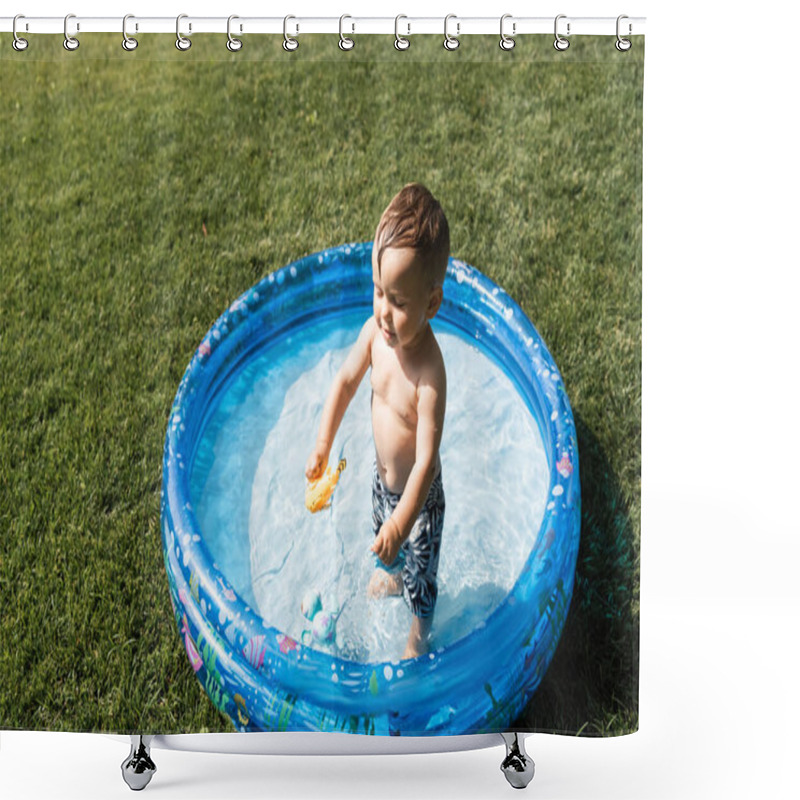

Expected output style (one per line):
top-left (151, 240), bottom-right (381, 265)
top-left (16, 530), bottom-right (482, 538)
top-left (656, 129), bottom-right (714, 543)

top-left (515, 411), bottom-right (639, 736)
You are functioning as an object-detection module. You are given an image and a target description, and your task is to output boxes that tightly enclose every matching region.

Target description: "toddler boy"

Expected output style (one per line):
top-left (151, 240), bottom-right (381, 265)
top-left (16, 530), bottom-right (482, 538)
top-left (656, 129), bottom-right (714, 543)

top-left (305, 183), bottom-right (449, 658)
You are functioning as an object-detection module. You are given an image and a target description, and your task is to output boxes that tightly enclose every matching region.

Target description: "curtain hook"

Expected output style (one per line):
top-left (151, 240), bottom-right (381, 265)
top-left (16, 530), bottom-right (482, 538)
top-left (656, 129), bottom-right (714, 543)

top-left (176, 14), bottom-right (191, 50)
top-left (227, 15), bottom-right (243, 51)
top-left (283, 15), bottom-right (299, 51)
top-left (616, 15), bottom-right (632, 51)
top-left (443, 14), bottom-right (460, 51)
top-left (122, 14), bottom-right (138, 51)
top-left (339, 15), bottom-right (354, 51)
top-left (63, 13), bottom-right (79, 51)
top-left (554, 14), bottom-right (570, 51)
top-left (12, 14), bottom-right (29, 51)
top-left (499, 14), bottom-right (515, 51)
top-left (394, 15), bottom-right (410, 51)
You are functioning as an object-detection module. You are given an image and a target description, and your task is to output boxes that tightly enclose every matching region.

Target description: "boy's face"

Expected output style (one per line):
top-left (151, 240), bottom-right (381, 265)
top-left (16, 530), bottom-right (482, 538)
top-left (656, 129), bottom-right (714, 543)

top-left (372, 247), bottom-right (442, 351)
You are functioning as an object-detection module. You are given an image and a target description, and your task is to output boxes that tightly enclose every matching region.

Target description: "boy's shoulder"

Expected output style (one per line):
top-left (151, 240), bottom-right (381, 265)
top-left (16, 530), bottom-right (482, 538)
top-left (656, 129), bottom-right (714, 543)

top-left (358, 316), bottom-right (379, 347)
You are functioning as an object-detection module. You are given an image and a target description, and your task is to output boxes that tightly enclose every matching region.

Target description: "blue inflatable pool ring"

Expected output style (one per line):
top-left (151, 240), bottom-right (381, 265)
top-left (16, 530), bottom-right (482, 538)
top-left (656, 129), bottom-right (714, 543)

top-left (161, 242), bottom-right (580, 735)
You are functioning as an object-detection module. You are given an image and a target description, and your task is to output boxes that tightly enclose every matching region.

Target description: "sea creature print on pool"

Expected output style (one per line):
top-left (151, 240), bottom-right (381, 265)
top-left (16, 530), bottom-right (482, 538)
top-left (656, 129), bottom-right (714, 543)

top-left (161, 242), bottom-right (580, 735)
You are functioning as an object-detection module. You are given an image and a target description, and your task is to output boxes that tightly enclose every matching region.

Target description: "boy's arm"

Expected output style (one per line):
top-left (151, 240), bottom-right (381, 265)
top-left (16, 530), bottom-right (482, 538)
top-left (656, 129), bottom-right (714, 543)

top-left (306, 318), bottom-right (374, 479)
top-left (381, 368), bottom-right (446, 547)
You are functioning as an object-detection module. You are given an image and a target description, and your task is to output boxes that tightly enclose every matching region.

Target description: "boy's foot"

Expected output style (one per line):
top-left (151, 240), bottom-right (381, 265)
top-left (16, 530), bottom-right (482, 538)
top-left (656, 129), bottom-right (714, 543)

top-left (403, 615), bottom-right (432, 659)
top-left (403, 639), bottom-right (428, 659)
top-left (367, 570), bottom-right (403, 599)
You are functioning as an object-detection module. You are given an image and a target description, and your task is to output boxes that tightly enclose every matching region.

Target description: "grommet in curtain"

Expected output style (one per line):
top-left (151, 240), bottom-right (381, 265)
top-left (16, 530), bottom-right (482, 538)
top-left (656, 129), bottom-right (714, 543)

top-left (176, 14), bottom-right (192, 50)
top-left (283, 15), bottom-right (299, 51)
top-left (227, 15), bottom-right (243, 51)
top-left (63, 13), bottom-right (79, 51)
top-left (122, 14), bottom-right (138, 51)
top-left (443, 14), bottom-right (460, 51)
top-left (394, 15), bottom-right (410, 51)
top-left (615, 15), bottom-right (632, 51)
top-left (554, 14), bottom-right (570, 51)
top-left (499, 14), bottom-right (515, 51)
top-left (339, 15), bottom-right (354, 51)
top-left (12, 15), bottom-right (28, 51)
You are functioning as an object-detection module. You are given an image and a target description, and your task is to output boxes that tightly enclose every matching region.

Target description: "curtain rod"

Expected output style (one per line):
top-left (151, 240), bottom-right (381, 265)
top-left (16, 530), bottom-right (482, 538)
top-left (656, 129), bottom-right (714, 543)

top-left (1, 15), bottom-right (646, 38)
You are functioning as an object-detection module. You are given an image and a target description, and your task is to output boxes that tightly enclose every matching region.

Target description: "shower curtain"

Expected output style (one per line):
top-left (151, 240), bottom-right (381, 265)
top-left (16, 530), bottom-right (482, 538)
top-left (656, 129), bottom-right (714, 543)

top-left (1, 27), bottom-right (643, 738)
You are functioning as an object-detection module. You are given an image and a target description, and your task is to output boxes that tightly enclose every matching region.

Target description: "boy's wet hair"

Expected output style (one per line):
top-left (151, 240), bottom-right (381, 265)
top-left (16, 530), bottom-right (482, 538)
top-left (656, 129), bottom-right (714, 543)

top-left (375, 183), bottom-right (450, 286)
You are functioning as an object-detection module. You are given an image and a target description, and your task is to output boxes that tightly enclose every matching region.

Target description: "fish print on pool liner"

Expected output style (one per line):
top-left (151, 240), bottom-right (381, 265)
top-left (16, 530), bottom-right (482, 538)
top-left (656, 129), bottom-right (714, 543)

top-left (243, 635), bottom-right (268, 669)
top-left (276, 633), bottom-right (299, 655)
top-left (234, 693), bottom-right (250, 726)
top-left (181, 614), bottom-right (203, 673)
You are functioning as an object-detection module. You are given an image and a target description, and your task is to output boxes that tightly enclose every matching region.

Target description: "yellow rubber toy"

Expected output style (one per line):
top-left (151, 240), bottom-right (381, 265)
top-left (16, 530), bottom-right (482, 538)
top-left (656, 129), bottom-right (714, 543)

top-left (305, 458), bottom-right (347, 513)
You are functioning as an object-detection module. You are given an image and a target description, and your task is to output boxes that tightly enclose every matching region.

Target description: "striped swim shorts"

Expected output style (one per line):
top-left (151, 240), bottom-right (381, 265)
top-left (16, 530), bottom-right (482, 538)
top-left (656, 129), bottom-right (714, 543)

top-left (371, 464), bottom-right (445, 618)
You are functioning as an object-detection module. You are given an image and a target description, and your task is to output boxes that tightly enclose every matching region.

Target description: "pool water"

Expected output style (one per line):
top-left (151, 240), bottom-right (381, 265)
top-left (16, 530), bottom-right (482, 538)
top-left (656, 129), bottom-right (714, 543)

top-left (190, 310), bottom-right (550, 664)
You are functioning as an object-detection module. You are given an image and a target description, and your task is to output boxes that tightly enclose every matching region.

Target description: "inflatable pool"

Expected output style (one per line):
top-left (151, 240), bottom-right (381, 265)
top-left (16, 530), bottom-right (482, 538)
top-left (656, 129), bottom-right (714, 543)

top-left (161, 242), bottom-right (580, 735)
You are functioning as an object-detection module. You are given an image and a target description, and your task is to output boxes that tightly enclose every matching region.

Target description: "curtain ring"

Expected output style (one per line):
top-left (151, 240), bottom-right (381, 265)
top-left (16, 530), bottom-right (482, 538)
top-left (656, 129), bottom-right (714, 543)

top-left (176, 14), bottom-right (191, 50)
top-left (283, 15), bottom-right (299, 51)
top-left (122, 14), bottom-right (138, 51)
top-left (63, 13), bottom-right (79, 51)
top-left (616, 15), bottom-right (632, 51)
top-left (443, 14), bottom-right (460, 51)
top-left (499, 14), bottom-right (515, 51)
top-left (227, 15), bottom-right (243, 51)
top-left (554, 14), bottom-right (570, 51)
top-left (394, 15), bottom-right (410, 51)
top-left (12, 15), bottom-right (29, 51)
top-left (339, 15), bottom-right (354, 50)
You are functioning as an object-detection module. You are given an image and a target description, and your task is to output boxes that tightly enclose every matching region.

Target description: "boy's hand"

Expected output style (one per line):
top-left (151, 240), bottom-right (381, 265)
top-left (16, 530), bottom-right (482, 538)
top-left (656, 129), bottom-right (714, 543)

top-left (305, 446), bottom-right (329, 482)
top-left (371, 518), bottom-right (403, 566)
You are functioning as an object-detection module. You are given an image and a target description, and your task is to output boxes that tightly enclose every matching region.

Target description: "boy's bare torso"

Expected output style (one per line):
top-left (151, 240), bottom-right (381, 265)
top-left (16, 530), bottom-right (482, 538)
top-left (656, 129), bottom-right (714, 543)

top-left (369, 319), bottom-right (445, 494)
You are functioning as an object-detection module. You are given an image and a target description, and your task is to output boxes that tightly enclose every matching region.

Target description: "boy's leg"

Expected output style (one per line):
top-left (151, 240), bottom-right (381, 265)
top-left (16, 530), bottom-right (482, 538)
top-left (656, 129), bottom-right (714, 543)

top-left (367, 568), bottom-right (403, 598)
top-left (399, 471), bottom-right (444, 658)
top-left (404, 614), bottom-right (432, 659)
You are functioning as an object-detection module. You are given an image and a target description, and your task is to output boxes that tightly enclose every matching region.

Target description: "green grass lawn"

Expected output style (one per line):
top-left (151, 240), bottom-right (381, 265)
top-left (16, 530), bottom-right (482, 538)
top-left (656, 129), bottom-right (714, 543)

top-left (0, 34), bottom-right (642, 734)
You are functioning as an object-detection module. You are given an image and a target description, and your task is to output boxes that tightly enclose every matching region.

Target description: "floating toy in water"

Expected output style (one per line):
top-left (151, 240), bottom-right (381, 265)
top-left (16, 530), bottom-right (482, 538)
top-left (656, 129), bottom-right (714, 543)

top-left (300, 590), bottom-right (342, 646)
top-left (301, 589), bottom-right (323, 620)
top-left (305, 458), bottom-right (347, 513)
top-left (308, 609), bottom-right (337, 645)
